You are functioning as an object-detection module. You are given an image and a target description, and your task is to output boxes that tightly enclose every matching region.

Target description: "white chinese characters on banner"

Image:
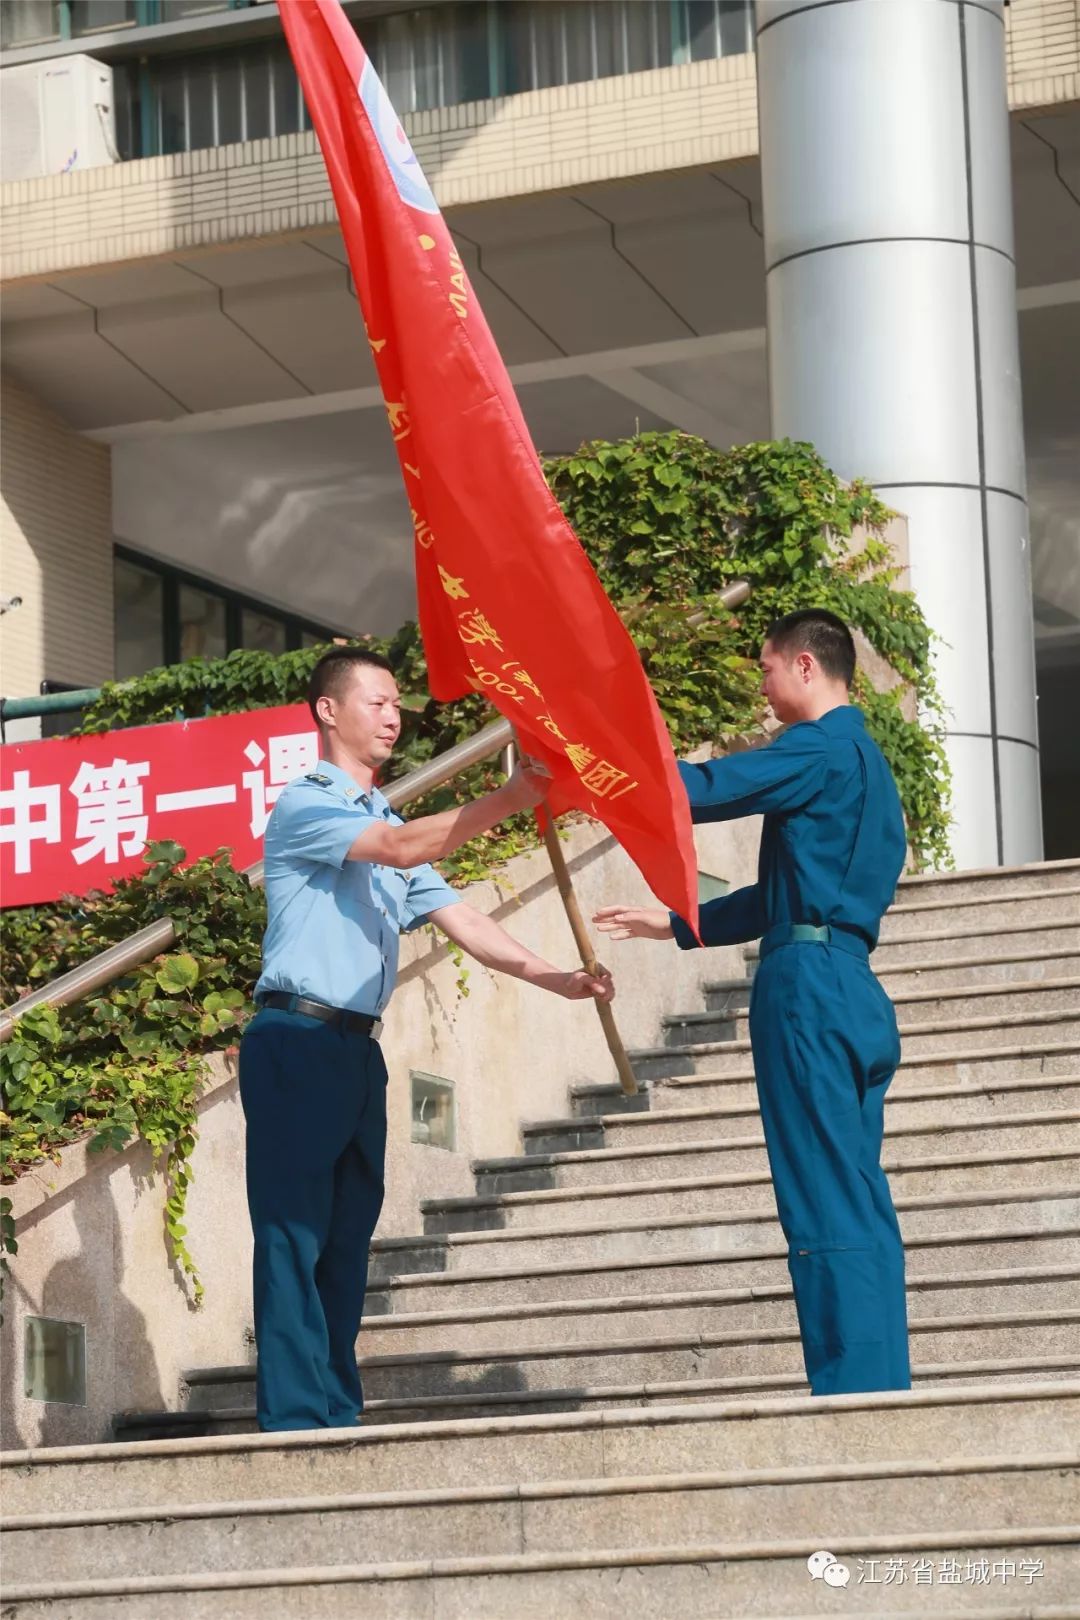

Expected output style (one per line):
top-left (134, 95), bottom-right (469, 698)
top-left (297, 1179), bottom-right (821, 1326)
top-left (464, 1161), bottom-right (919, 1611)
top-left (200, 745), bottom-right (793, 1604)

top-left (242, 731), bottom-right (319, 838)
top-left (0, 770), bottom-right (62, 873)
top-left (1, 703), bottom-right (320, 905)
top-left (70, 759), bottom-right (151, 867)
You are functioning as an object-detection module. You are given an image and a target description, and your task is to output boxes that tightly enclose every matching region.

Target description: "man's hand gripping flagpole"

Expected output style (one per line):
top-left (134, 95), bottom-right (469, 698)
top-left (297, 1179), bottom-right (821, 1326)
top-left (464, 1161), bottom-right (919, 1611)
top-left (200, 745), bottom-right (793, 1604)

top-left (508, 737), bottom-right (636, 1096)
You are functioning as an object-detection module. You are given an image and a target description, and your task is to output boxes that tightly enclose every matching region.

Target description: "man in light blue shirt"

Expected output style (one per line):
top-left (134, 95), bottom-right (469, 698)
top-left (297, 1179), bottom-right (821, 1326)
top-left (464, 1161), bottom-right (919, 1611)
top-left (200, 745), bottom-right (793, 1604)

top-left (241, 645), bottom-right (613, 1433)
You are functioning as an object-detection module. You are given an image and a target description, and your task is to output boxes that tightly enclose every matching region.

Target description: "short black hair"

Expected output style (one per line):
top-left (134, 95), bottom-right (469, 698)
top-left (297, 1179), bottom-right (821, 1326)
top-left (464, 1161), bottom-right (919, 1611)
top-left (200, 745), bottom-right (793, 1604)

top-left (764, 609), bottom-right (857, 688)
top-left (307, 645), bottom-right (396, 724)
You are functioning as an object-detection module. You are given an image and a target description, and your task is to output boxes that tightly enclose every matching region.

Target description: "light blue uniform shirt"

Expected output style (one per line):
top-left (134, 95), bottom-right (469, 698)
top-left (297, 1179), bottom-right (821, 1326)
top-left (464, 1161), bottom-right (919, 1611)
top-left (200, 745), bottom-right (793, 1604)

top-left (255, 759), bottom-right (460, 1016)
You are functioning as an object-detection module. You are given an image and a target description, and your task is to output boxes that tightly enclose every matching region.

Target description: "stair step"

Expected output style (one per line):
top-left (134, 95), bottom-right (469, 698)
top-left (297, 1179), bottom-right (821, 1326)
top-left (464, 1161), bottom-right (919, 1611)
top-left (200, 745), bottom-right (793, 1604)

top-left (635, 1012), bottom-right (1080, 1079)
top-left (572, 1049), bottom-right (1080, 1117)
top-left (372, 1189), bottom-right (1080, 1277)
top-left (676, 980), bottom-right (1080, 1048)
top-left (176, 1311), bottom-right (1080, 1413)
top-left (625, 1042), bottom-right (1080, 1105)
top-left (523, 1077), bottom-right (1080, 1157)
top-left (878, 885), bottom-right (1080, 939)
top-left (369, 1228), bottom-right (1080, 1314)
top-left (895, 858), bottom-right (1080, 905)
top-left (874, 949), bottom-right (1080, 994)
top-left (753, 919), bottom-right (1080, 972)
top-left (422, 1146), bottom-right (1080, 1234)
top-left (354, 1266), bottom-right (1080, 1357)
top-left (733, 947), bottom-right (1080, 998)
top-left (473, 1112), bottom-right (1080, 1195)
top-left (10, 1384), bottom-right (1062, 1516)
top-left (6, 1522), bottom-right (1078, 1617)
top-left (119, 1356), bottom-right (1080, 1436)
top-left (6, 1455), bottom-right (1077, 1585)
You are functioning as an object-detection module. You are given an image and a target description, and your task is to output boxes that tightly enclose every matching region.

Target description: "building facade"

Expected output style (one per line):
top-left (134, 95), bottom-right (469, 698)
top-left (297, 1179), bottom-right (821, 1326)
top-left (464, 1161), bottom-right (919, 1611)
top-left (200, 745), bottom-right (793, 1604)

top-left (2, 0), bottom-right (1077, 866)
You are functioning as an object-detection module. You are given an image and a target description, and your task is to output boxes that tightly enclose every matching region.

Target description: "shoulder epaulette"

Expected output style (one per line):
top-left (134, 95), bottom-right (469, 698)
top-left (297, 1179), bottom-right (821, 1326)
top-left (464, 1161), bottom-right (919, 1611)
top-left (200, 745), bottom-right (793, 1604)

top-left (303, 772), bottom-right (334, 786)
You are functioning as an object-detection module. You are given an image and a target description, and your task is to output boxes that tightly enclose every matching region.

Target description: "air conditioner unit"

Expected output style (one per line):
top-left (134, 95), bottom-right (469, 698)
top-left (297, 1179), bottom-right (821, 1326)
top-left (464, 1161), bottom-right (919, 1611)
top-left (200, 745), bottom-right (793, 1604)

top-left (1, 55), bottom-right (116, 183)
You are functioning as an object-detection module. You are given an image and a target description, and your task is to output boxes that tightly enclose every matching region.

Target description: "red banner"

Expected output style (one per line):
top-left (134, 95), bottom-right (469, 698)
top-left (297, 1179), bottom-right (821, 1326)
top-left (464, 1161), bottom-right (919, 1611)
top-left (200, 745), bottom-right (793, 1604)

top-left (280, 0), bottom-right (699, 937)
top-left (0, 705), bottom-right (316, 907)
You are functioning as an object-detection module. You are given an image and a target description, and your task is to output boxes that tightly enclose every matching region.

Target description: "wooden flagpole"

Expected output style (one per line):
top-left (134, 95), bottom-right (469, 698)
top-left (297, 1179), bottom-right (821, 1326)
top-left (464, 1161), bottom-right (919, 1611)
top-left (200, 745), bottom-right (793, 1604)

top-left (538, 811), bottom-right (639, 1097)
top-left (504, 740), bottom-right (638, 1097)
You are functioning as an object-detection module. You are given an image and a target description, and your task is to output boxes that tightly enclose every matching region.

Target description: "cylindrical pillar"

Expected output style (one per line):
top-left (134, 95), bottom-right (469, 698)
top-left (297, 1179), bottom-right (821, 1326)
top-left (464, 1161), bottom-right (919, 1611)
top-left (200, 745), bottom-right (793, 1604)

top-left (756, 0), bottom-right (1042, 870)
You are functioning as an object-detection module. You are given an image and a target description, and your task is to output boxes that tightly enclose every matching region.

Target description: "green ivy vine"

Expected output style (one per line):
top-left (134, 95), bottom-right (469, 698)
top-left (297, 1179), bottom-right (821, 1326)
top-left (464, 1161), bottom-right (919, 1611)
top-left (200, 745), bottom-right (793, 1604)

top-left (2, 841), bottom-right (266, 1303)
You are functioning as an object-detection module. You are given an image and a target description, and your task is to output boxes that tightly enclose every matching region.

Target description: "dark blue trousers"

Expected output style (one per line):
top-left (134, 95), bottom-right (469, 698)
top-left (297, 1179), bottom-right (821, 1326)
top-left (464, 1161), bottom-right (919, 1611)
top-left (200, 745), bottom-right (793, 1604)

top-left (750, 942), bottom-right (911, 1396)
top-left (238, 1008), bottom-right (387, 1432)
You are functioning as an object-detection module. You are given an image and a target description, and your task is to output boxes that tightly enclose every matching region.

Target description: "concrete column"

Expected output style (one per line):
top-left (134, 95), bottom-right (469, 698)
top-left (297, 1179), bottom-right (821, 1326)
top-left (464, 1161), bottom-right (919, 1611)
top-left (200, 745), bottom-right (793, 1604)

top-left (755, 0), bottom-right (1042, 870)
top-left (0, 374), bottom-right (114, 741)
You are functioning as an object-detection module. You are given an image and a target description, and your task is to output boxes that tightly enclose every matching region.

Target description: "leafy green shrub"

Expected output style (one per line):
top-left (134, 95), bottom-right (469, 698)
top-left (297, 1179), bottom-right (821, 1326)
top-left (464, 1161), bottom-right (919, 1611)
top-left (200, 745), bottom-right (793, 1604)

top-left (1, 843), bottom-right (265, 1300)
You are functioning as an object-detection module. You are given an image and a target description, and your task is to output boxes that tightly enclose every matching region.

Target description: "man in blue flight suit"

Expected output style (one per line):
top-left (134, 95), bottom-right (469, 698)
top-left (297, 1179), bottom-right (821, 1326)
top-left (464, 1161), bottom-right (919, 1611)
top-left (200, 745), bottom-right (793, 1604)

top-left (595, 609), bottom-right (909, 1396)
top-left (241, 644), bottom-right (614, 1433)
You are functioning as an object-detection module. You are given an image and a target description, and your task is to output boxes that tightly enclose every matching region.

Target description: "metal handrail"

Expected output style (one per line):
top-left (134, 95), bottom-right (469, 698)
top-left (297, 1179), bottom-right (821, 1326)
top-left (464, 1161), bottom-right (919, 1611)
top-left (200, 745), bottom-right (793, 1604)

top-left (0, 582), bottom-right (751, 1040)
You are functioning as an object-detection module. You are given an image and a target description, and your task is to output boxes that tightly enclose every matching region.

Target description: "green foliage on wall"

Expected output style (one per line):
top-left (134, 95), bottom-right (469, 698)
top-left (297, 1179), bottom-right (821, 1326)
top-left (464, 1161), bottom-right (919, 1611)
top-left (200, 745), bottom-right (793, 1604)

top-left (1, 843), bottom-right (265, 1302)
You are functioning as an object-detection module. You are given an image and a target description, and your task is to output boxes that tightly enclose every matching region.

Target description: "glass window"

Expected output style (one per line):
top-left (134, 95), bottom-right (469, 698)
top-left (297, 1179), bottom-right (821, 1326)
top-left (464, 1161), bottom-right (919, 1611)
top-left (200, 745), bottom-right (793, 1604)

top-left (271, 45), bottom-right (302, 137)
top-left (300, 630), bottom-right (326, 650)
top-left (69, 0), bottom-right (135, 36)
top-left (179, 585), bottom-right (227, 662)
top-left (58, 0), bottom-right (751, 163)
top-left (594, 2), bottom-right (618, 80)
top-left (718, 0), bottom-right (751, 56)
top-left (687, 0), bottom-right (718, 62)
top-left (565, 3), bottom-right (596, 86)
top-left (653, 0), bottom-right (674, 68)
top-left (442, 1), bottom-right (491, 106)
top-left (374, 10), bottom-right (415, 114)
top-left (531, 4), bottom-right (562, 91)
top-left (114, 558), bottom-right (164, 679)
top-left (24, 1317), bottom-right (86, 1406)
top-left (623, 0), bottom-right (659, 73)
top-left (157, 61), bottom-right (188, 156)
top-left (216, 54), bottom-right (243, 145)
top-left (0, 2), bottom-right (59, 49)
top-left (111, 61), bottom-right (139, 161)
top-left (241, 610), bottom-right (287, 655)
top-left (242, 46), bottom-right (272, 140)
top-left (186, 61), bottom-right (216, 152)
top-left (412, 7), bottom-right (442, 112)
top-left (411, 1071), bottom-right (455, 1150)
top-left (499, 2), bottom-right (533, 97)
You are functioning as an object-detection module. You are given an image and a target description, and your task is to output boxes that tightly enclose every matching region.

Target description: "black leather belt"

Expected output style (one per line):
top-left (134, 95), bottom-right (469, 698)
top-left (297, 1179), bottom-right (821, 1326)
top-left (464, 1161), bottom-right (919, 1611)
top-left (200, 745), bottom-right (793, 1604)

top-left (257, 993), bottom-right (382, 1038)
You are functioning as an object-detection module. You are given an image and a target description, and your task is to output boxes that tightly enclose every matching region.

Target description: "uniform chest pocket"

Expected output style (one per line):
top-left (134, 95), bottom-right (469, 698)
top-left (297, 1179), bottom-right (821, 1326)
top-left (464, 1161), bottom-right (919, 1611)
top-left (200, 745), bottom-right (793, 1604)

top-left (374, 866), bottom-right (411, 929)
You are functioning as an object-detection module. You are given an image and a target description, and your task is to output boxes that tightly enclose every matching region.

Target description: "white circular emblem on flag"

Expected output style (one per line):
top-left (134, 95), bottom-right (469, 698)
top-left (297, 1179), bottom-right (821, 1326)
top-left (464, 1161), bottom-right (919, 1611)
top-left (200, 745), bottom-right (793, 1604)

top-left (359, 59), bottom-right (439, 216)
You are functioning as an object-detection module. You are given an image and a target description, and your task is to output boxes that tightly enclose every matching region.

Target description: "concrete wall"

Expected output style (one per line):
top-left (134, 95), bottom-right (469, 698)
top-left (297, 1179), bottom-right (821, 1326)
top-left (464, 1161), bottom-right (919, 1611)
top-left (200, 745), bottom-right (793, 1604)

top-left (1007, 0), bottom-right (1080, 107)
top-left (1, 810), bottom-right (760, 1451)
top-left (0, 372), bottom-right (113, 729)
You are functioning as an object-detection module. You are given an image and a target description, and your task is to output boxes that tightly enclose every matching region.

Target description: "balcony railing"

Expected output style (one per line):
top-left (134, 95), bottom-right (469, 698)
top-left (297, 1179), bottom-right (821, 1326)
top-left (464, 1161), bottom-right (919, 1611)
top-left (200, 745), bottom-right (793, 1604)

top-left (2, 1), bottom-right (755, 162)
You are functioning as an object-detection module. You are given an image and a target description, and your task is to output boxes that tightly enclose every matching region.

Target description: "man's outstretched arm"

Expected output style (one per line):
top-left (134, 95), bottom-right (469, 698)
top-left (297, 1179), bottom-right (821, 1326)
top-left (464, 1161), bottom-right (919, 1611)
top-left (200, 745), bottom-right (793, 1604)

top-left (670, 883), bottom-right (765, 949)
top-left (679, 724), bottom-right (829, 824)
top-left (427, 902), bottom-right (615, 1002)
top-left (595, 883), bottom-right (765, 953)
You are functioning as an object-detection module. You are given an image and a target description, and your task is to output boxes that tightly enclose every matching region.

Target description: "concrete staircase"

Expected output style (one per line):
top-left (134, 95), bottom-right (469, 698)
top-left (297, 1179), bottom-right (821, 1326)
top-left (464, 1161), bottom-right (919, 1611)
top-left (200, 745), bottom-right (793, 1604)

top-left (4, 859), bottom-right (1079, 1615)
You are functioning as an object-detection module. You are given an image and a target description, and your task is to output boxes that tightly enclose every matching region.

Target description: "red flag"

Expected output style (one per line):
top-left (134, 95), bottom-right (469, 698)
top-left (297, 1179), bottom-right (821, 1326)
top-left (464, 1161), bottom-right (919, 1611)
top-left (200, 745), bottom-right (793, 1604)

top-left (280, 0), bottom-right (699, 934)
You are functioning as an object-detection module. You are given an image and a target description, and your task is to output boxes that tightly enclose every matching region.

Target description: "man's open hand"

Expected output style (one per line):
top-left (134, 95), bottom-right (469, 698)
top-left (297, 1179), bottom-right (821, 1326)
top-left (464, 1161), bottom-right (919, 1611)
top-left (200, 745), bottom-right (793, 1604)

top-left (593, 905), bottom-right (674, 942)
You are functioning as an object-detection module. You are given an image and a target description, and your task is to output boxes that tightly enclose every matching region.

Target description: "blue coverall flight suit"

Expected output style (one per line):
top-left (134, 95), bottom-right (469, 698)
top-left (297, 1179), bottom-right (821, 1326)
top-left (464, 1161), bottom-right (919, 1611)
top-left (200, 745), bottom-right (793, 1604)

top-left (670, 705), bottom-right (910, 1396)
top-left (239, 760), bottom-right (459, 1432)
